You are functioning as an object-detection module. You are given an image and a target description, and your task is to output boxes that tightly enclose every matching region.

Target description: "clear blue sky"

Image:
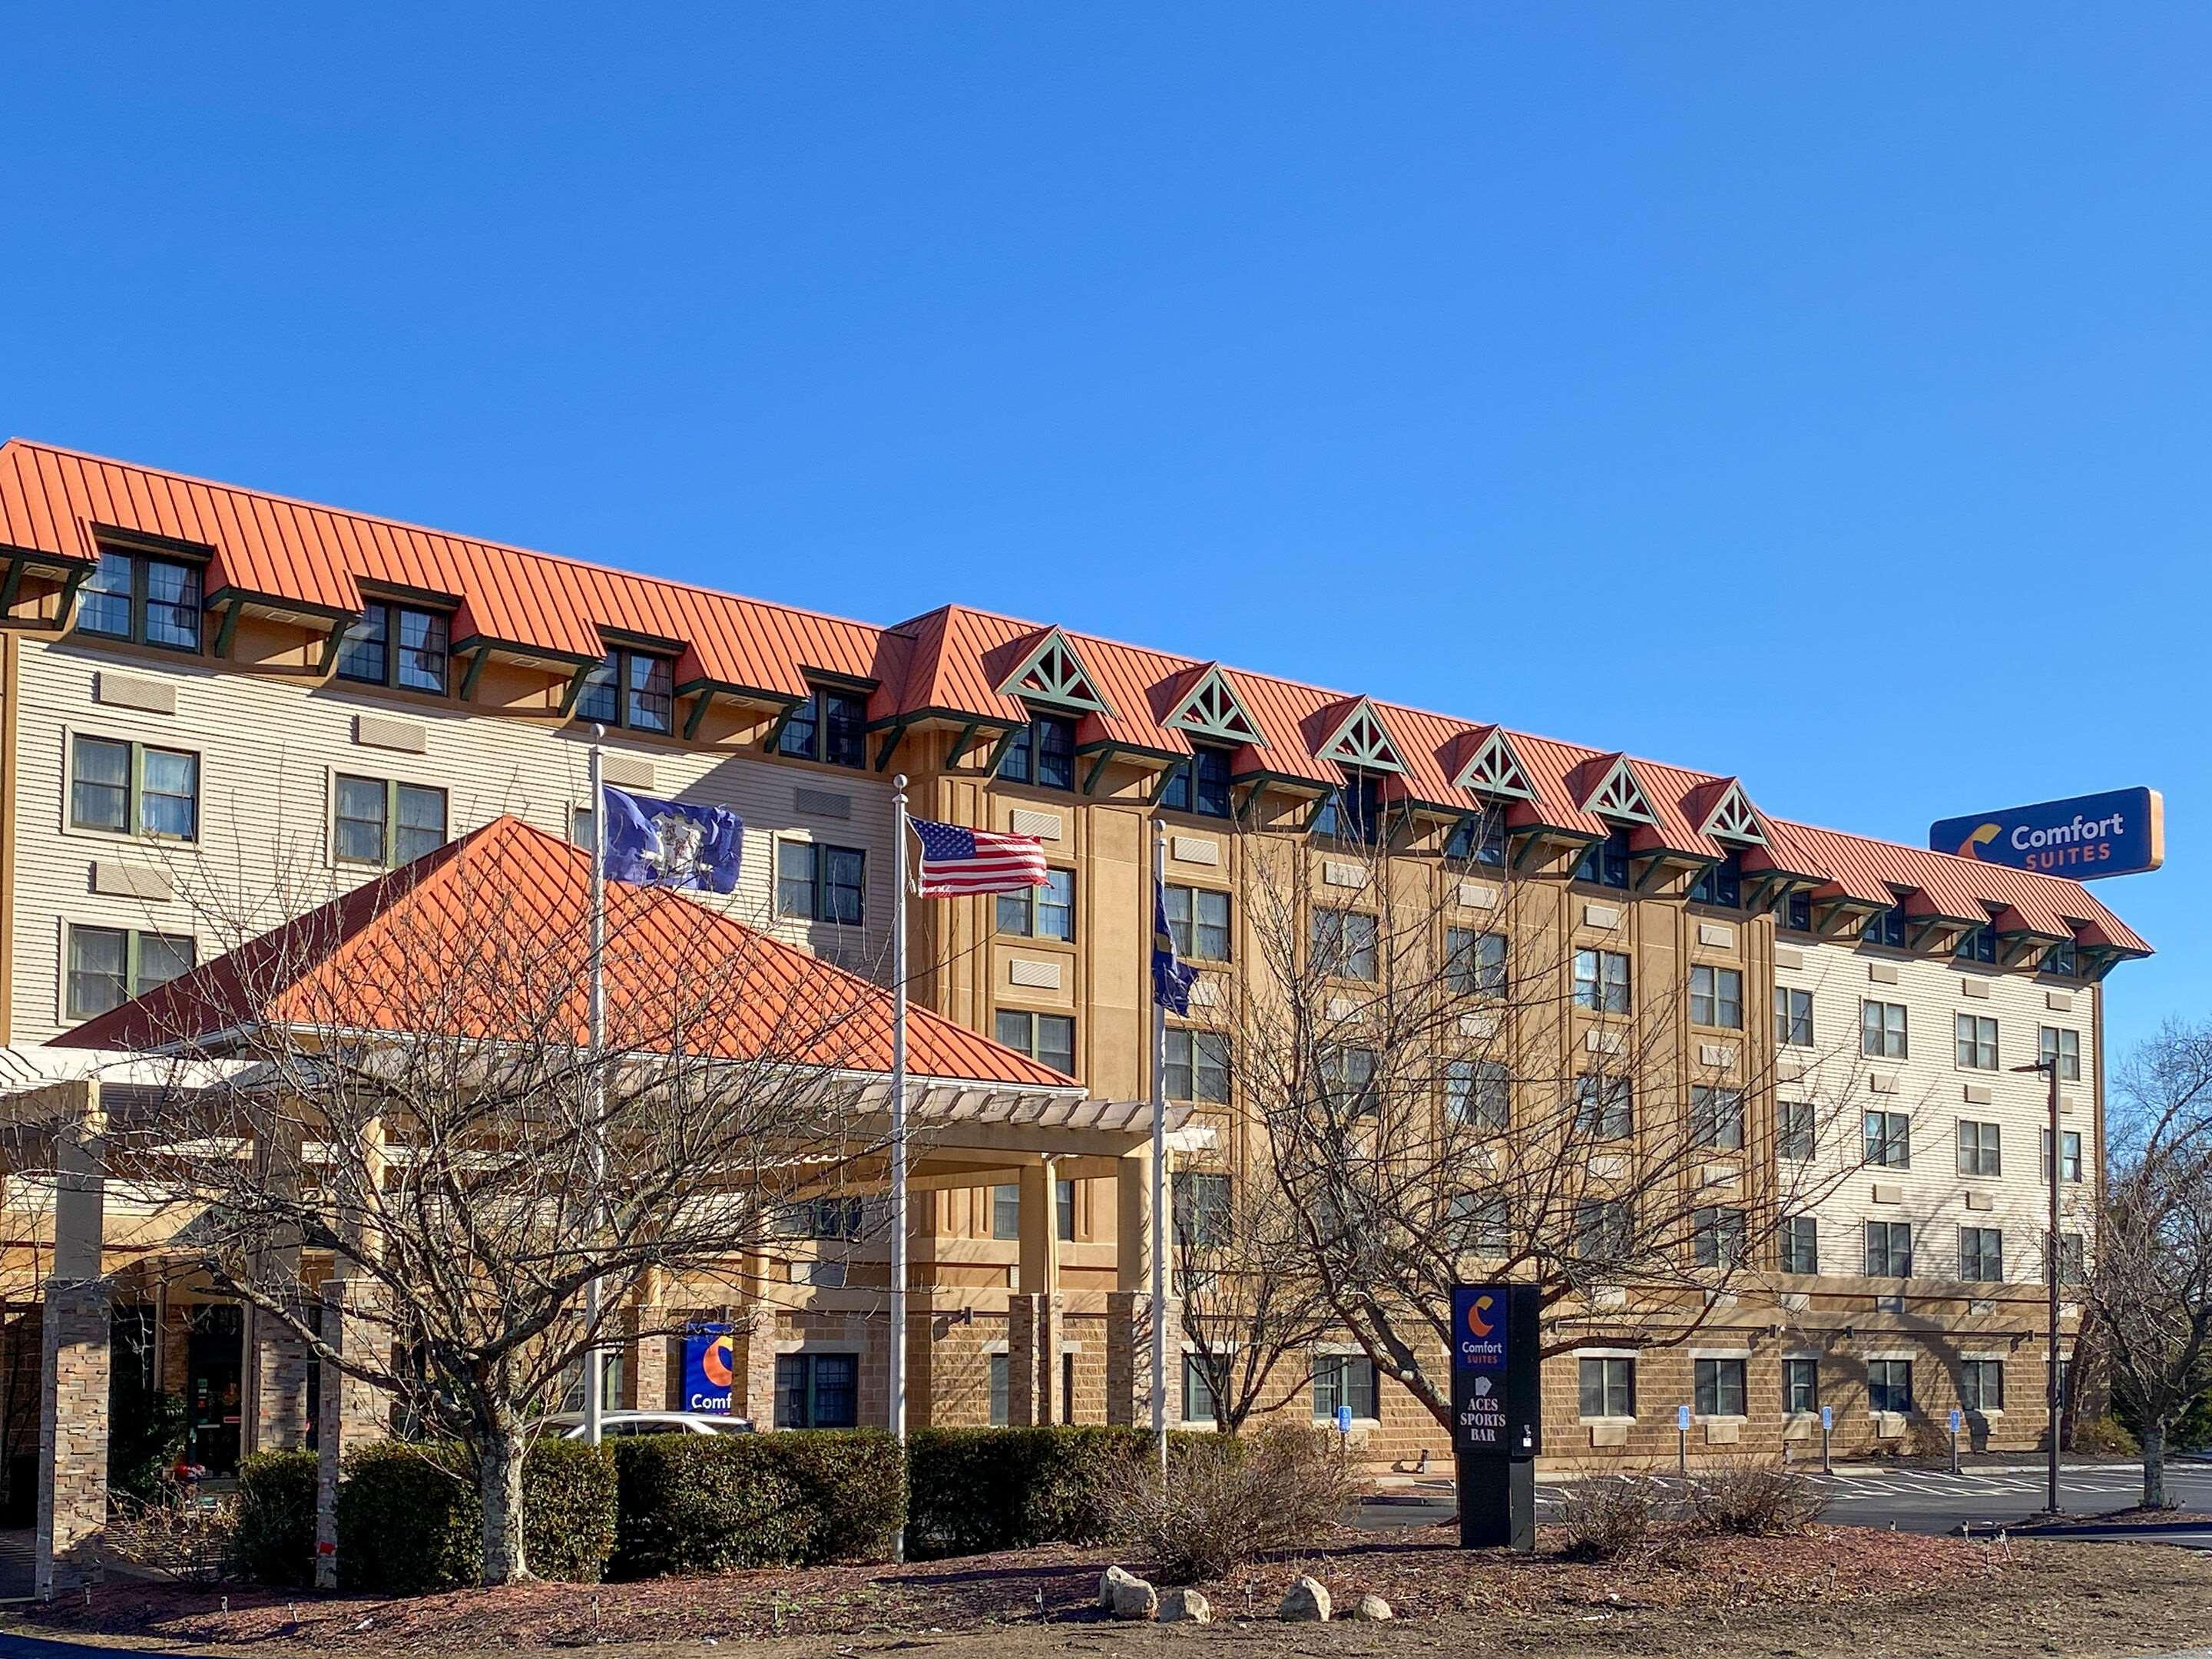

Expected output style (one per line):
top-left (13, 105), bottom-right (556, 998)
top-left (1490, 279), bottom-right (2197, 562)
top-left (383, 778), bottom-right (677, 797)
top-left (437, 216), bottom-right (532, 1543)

top-left (2, 7), bottom-right (2202, 1055)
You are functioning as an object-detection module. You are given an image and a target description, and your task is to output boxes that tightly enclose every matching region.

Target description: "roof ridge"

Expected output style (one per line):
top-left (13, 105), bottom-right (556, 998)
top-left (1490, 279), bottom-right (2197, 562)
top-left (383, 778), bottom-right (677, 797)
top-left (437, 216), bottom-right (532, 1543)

top-left (1768, 814), bottom-right (2109, 909)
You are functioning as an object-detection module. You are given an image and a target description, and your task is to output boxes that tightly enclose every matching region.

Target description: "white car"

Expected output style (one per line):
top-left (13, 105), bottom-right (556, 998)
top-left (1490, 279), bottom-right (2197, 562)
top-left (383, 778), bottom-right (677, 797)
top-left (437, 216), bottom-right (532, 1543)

top-left (535, 1410), bottom-right (755, 1439)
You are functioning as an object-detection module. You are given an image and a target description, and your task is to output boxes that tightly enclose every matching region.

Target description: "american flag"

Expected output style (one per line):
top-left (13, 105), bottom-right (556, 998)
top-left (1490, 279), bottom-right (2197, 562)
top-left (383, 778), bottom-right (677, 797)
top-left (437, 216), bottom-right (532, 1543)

top-left (910, 816), bottom-right (1049, 896)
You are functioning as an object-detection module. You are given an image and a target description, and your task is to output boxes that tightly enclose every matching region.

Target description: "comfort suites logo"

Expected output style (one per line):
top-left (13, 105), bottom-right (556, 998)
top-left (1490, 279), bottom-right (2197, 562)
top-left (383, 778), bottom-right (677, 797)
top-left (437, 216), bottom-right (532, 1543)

top-left (1930, 788), bottom-right (2164, 882)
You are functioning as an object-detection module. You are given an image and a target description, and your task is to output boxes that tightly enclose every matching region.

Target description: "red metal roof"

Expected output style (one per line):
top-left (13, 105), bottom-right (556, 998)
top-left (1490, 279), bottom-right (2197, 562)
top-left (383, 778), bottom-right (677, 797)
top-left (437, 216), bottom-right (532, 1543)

top-left (1, 439), bottom-right (2149, 960)
top-left (53, 816), bottom-right (1078, 1087)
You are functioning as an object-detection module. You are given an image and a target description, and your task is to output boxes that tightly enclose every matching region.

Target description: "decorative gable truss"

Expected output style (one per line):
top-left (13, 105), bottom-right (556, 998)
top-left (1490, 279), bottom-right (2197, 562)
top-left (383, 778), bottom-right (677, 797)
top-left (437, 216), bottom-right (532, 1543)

top-left (996, 626), bottom-right (1114, 716)
top-left (1164, 664), bottom-right (1264, 747)
top-left (1697, 779), bottom-right (1767, 846)
top-left (1451, 727), bottom-right (1536, 802)
top-left (1580, 754), bottom-right (1657, 826)
top-left (1315, 697), bottom-right (1406, 774)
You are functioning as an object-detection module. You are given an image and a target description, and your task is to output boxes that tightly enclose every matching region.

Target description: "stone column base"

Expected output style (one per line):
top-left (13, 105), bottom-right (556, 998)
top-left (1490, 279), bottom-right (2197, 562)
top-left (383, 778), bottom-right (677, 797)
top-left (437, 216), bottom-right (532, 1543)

top-left (314, 1286), bottom-right (392, 1590)
top-left (1105, 1293), bottom-right (1178, 1429)
top-left (36, 1279), bottom-right (111, 1599)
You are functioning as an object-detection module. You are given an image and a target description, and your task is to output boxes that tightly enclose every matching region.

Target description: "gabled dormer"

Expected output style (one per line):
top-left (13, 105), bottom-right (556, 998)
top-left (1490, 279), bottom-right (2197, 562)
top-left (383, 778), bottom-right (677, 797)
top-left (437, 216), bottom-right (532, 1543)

top-left (1695, 778), bottom-right (1766, 846)
top-left (1578, 753), bottom-right (1657, 826)
top-left (1314, 697), bottom-right (1406, 775)
top-left (996, 625), bottom-right (1113, 717)
top-left (1164, 663), bottom-right (1263, 748)
top-left (1452, 727), bottom-right (1536, 803)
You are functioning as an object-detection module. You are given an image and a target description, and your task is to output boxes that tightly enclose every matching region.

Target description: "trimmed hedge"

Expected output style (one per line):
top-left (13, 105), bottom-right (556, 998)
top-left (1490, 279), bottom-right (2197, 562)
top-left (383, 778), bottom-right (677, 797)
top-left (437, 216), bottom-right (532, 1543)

top-left (232, 1450), bottom-right (320, 1588)
top-left (333, 1439), bottom-right (617, 1594)
top-left (609, 1429), bottom-right (903, 1579)
top-left (906, 1427), bottom-right (1224, 1560)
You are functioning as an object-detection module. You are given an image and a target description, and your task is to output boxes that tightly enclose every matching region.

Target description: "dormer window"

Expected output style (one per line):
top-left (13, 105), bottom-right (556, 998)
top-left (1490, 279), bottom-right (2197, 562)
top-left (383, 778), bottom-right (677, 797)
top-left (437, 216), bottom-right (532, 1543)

top-left (578, 649), bottom-right (673, 733)
top-left (1687, 850), bottom-right (1743, 909)
top-left (1773, 888), bottom-right (1813, 932)
top-left (1313, 773), bottom-right (1384, 843)
top-left (998, 715), bottom-right (1076, 791)
top-left (2043, 940), bottom-right (2080, 979)
top-left (1862, 899), bottom-right (1909, 950)
top-left (1161, 746), bottom-right (1233, 818)
top-left (77, 548), bottom-right (201, 652)
top-left (336, 601), bottom-right (450, 695)
top-left (1954, 916), bottom-right (1998, 965)
top-left (1445, 810), bottom-right (1508, 868)
top-left (779, 686), bottom-right (868, 769)
top-left (1575, 830), bottom-right (1633, 890)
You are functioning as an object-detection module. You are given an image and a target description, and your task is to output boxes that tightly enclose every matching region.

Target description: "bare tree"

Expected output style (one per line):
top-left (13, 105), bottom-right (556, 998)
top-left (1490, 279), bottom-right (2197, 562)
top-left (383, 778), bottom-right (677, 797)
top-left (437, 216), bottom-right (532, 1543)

top-left (1171, 1153), bottom-right (1333, 1432)
top-left (33, 827), bottom-right (895, 1584)
top-left (2085, 1019), bottom-right (2212, 1508)
top-left (1213, 823), bottom-right (1869, 1436)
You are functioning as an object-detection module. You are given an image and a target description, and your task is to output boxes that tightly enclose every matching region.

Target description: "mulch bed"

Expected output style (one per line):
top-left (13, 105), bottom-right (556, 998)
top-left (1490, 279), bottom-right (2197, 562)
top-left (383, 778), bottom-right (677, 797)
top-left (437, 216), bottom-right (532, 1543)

top-left (2015, 1505), bottom-right (2212, 1530)
top-left (13, 1522), bottom-right (2012, 1654)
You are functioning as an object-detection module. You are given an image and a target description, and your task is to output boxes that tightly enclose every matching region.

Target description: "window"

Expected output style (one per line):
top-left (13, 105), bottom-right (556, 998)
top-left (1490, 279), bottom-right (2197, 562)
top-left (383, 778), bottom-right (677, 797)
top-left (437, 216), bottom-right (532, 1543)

top-left (1449, 1191), bottom-right (1510, 1257)
top-left (1778, 1098), bottom-right (1816, 1161)
top-left (1779, 1214), bottom-right (1819, 1275)
top-left (998, 715), bottom-right (1077, 791)
top-left (2043, 940), bottom-right (2080, 979)
top-left (989, 1354), bottom-right (1012, 1426)
top-left (1775, 889), bottom-right (1814, 932)
top-left (777, 841), bottom-right (866, 926)
top-left (1863, 903), bottom-right (1908, 949)
top-left (1165, 1029), bottom-right (1230, 1104)
top-left (1783, 1358), bottom-right (1820, 1414)
top-left (2041, 1128), bottom-right (2085, 1184)
top-left (1955, 1013), bottom-right (1998, 1070)
top-left (1862, 1000), bottom-right (1909, 1059)
top-left (1320, 1045), bottom-right (1379, 1118)
top-left (1687, 852), bottom-right (1742, 909)
top-left (336, 601), bottom-right (450, 694)
top-left (1312, 1354), bottom-right (1378, 1422)
top-left (990, 1184), bottom-right (1021, 1240)
top-left (1445, 811), bottom-right (1508, 867)
top-left (1447, 1060), bottom-right (1510, 1130)
top-left (1311, 910), bottom-right (1378, 981)
top-left (1690, 965), bottom-right (1743, 1029)
top-left (1164, 885), bottom-right (1230, 962)
top-left (1959, 1226), bottom-right (2004, 1282)
top-left (1960, 1359), bottom-right (2004, 1413)
top-left (1774, 986), bottom-right (1813, 1048)
top-left (1955, 922), bottom-right (1998, 965)
top-left (75, 548), bottom-right (202, 651)
top-left (1313, 773), bottom-right (1385, 843)
top-left (1161, 746), bottom-right (1233, 818)
top-left (575, 649), bottom-right (674, 733)
top-left (807, 1197), bottom-right (865, 1240)
top-left (2058, 1233), bottom-right (2088, 1284)
top-left (1694, 1357), bottom-right (1747, 1416)
top-left (774, 1353), bottom-right (858, 1429)
top-left (1865, 1220), bottom-right (1914, 1278)
top-left (1690, 1087), bottom-right (1744, 1152)
top-left (333, 775), bottom-right (447, 867)
top-left (997, 869), bottom-right (1074, 940)
top-left (1864, 1110), bottom-right (1911, 1169)
top-left (1173, 1172), bottom-right (1233, 1248)
top-left (1575, 830), bottom-right (1632, 889)
top-left (1867, 1359), bottom-right (1913, 1415)
top-left (1181, 1355), bottom-right (1217, 1426)
top-left (1057, 1178), bottom-right (1076, 1243)
top-left (777, 686), bottom-right (868, 768)
top-left (65, 926), bottom-right (194, 1021)
top-left (1574, 1074), bottom-right (1633, 1140)
top-left (996, 1011), bottom-right (1077, 1077)
top-left (1957, 1120), bottom-right (2002, 1177)
top-left (2038, 1027), bottom-right (2082, 1082)
top-left (1692, 1207), bottom-right (1747, 1269)
top-left (1575, 1199), bottom-right (1632, 1262)
top-left (1574, 949), bottom-right (1631, 1014)
top-left (1578, 1356), bottom-right (1634, 1419)
top-left (69, 735), bottom-right (199, 841)
top-left (1445, 928), bottom-right (1507, 998)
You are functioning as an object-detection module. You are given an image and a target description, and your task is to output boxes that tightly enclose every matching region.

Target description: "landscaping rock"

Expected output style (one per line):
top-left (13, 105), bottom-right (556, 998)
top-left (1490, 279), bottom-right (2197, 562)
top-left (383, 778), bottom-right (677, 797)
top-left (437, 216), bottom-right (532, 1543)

top-left (1350, 1593), bottom-right (1394, 1621)
top-left (1103, 1566), bottom-right (1158, 1621)
top-left (1279, 1575), bottom-right (1332, 1621)
top-left (1158, 1588), bottom-right (1213, 1624)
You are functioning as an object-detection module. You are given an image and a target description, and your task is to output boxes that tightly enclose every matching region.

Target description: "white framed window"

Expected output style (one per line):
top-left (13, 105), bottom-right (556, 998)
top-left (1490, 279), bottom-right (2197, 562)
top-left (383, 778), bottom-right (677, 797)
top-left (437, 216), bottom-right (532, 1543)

top-left (69, 733), bottom-right (200, 841)
top-left (1954, 1013), bottom-right (1998, 1070)
top-left (1578, 1353), bottom-right (1635, 1419)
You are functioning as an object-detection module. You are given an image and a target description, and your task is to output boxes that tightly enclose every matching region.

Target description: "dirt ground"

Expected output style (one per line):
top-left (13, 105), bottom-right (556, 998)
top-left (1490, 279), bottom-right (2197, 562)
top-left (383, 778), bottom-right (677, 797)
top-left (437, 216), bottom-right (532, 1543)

top-left (12, 1526), bottom-right (2212, 1659)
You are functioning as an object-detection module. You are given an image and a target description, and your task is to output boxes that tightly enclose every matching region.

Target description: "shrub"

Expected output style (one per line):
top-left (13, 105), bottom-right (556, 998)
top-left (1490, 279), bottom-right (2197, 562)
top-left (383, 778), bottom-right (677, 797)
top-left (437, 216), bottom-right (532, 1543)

top-left (2073, 1412), bottom-right (2141, 1457)
top-left (103, 1491), bottom-right (236, 1585)
top-left (1102, 1424), bottom-right (1350, 1584)
top-left (335, 1439), bottom-right (617, 1593)
top-left (609, 1429), bottom-right (904, 1579)
top-left (1684, 1459), bottom-right (1830, 1536)
top-left (1556, 1475), bottom-right (1664, 1561)
top-left (231, 1450), bottom-right (320, 1587)
top-left (906, 1426), bottom-right (1161, 1559)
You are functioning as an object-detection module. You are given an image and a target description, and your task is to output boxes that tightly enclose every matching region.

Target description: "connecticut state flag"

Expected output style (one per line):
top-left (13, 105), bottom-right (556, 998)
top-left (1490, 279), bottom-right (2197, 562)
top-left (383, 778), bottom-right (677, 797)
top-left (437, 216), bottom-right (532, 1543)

top-left (600, 783), bottom-right (744, 892)
top-left (1151, 876), bottom-right (1197, 1015)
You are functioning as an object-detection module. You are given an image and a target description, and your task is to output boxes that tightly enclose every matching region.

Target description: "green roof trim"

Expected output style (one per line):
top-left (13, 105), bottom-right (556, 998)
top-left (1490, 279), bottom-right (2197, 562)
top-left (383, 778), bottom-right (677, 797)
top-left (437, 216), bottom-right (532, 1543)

top-left (1314, 697), bottom-right (1406, 775)
top-left (1452, 728), bottom-right (1536, 802)
top-left (1581, 755), bottom-right (1657, 826)
top-left (1164, 664), bottom-right (1264, 747)
top-left (1699, 780), bottom-right (1767, 846)
top-left (995, 625), bottom-right (1114, 717)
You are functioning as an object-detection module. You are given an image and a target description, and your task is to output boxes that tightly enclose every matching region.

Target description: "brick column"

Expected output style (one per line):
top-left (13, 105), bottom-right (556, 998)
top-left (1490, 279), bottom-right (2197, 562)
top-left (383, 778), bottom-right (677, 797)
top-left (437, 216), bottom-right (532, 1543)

top-left (37, 1088), bottom-right (108, 1599)
top-left (247, 1303), bottom-right (314, 1454)
top-left (621, 1303), bottom-right (676, 1411)
top-left (313, 1282), bottom-right (392, 1588)
top-left (1008, 1294), bottom-right (1040, 1426)
top-left (733, 1307), bottom-right (779, 1426)
top-left (1106, 1293), bottom-right (1178, 1429)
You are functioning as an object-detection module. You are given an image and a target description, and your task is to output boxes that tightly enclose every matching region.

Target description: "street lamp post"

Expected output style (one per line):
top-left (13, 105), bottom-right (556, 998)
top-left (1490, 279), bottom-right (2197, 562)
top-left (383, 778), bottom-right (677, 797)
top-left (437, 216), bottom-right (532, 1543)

top-left (2012, 1054), bottom-right (2065, 1516)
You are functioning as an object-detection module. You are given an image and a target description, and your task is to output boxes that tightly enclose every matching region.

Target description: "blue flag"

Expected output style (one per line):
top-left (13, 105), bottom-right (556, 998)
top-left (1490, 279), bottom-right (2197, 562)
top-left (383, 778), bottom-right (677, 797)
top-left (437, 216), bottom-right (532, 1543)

top-left (1151, 876), bottom-right (1197, 1015)
top-left (600, 783), bottom-right (744, 893)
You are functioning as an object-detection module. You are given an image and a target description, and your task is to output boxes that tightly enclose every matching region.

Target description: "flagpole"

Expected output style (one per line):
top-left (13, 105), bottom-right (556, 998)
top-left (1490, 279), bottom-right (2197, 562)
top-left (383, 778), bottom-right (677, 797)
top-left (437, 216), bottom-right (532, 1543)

top-left (1150, 820), bottom-right (1169, 1479)
top-left (585, 732), bottom-right (608, 1447)
top-left (889, 775), bottom-right (910, 1559)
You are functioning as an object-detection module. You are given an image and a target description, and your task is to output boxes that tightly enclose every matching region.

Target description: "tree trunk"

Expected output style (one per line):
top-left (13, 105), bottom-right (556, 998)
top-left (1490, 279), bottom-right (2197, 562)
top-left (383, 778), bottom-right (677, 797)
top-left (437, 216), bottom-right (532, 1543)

top-left (2143, 1418), bottom-right (2169, 1512)
top-left (479, 1422), bottom-right (531, 1584)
